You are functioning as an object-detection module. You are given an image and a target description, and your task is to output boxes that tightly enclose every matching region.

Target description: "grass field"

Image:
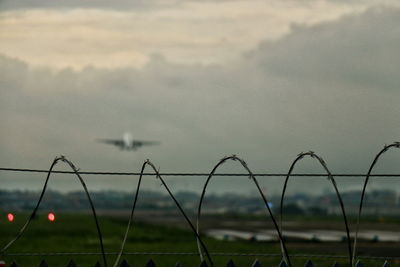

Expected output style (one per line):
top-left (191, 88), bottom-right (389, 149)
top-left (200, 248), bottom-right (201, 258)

top-left (0, 213), bottom-right (398, 266)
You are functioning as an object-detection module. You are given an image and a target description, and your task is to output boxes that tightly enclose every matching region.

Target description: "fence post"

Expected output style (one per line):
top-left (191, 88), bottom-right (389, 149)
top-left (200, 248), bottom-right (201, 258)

top-left (66, 260), bottom-right (77, 267)
top-left (304, 260), bottom-right (313, 267)
top-left (145, 259), bottom-right (155, 267)
top-left (278, 260), bottom-right (288, 267)
top-left (39, 260), bottom-right (48, 267)
top-left (119, 259), bottom-right (130, 267)
top-left (226, 259), bottom-right (236, 267)
top-left (251, 260), bottom-right (262, 267)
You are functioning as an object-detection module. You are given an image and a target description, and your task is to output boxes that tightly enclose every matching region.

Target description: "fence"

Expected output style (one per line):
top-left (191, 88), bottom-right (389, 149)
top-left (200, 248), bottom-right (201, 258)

top-left (0, 142), bottom-right (399, 267)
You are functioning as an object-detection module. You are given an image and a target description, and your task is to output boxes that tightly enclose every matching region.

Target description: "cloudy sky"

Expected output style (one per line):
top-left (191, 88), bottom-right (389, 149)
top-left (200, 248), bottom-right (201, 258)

top-left (1, 0), bottom-right (399, 196)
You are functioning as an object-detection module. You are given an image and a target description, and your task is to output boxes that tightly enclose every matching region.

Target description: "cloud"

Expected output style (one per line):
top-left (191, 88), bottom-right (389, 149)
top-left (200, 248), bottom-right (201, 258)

top-left (0, 0), bottom-right (398, 11)
top-left (0, 0), bottom-right (169, 11)
top-left (0, 0), bottom-right (384, 69)
top-left (246, 7), bottom-right (400, 91)
top-left (1, 7), bottom-right (399, 195)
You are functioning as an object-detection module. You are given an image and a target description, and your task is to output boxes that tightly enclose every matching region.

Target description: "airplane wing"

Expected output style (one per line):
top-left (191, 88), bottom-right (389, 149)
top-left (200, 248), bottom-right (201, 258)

top-left (132, 140), bottom-right (160, 147)
top-left (97, 139), bottom-right (125, 148)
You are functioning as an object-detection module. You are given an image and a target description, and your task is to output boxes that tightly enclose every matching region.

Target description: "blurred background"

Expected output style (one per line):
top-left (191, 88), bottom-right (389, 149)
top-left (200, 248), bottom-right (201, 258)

top-left (1, 0), bottom-right (400, 265)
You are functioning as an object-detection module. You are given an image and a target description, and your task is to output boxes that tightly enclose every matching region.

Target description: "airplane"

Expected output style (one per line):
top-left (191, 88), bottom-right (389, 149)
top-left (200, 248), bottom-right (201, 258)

top-left (97, 132), bottom-right (160, 151)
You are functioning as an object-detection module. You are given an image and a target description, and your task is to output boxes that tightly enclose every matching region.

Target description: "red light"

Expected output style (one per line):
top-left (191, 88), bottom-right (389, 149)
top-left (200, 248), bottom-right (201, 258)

top-left (48, 212), bottom-right (55, 222)
top-left (7, 213), bottom-right (14, 222)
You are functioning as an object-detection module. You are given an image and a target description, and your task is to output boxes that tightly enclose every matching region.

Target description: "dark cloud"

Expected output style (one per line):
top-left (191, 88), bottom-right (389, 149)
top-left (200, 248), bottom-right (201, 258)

top-left (1, 7), bottom-right (399, 195)
top-left (246, 7), bottom-right (400, 91)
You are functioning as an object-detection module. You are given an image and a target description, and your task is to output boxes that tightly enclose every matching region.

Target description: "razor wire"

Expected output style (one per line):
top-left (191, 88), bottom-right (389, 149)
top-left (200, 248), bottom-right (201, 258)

top-left (0, 156), bottom-right (108, 267)
top-left (279, 151), bottom-right (353, 267)
top-left (112, 159), bottom-right (214, 267)
top-left (195, 155), bottom-right (292, 266)
top-left (0, 141), bottom-right (399, 266)
top-left (352, 142), bottom-right (400, 266)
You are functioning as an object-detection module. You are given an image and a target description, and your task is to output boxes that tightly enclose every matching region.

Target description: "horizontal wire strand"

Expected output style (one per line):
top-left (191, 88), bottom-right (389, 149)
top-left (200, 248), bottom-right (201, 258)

top-left (0, 167), bottom-right (400, 177)
top-left (3, 252), bottom-right (400, 261)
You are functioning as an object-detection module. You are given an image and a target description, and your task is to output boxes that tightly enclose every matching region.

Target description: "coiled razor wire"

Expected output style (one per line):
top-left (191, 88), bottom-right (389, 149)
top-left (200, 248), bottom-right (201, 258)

top-left (1, 142), bottom-right (399, 266)
top-left (112, 160), bottom-right (213, 267)
top-left (196, 155), bottom-right (292, 267)
top-left (352, 142), bottom-right (400, 266)
top-left (0, 156), bottom-right (108, 267)
top-left (279, 151), bottom-right (352, 267)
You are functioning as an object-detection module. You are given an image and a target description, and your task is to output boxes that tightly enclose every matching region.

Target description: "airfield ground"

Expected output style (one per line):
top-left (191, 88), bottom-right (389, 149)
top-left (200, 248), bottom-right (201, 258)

top-left (1, 213), bottom-right (399, 266)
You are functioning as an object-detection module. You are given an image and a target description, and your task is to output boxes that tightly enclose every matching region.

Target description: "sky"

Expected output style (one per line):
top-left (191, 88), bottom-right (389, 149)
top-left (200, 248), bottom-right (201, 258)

top-left (1, 0), bottom-right (399, 196)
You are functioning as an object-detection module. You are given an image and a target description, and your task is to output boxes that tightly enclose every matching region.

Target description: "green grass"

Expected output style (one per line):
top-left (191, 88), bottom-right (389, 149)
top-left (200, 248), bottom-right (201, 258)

top-left (0, 213), bottom-right (396, 266)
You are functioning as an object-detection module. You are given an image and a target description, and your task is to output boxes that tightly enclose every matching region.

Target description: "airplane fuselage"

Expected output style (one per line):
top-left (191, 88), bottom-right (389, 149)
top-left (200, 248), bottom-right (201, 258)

top-left (122, 132), bottom-right (134, 149)
top-left (97, 132), bottom-right (159, 151)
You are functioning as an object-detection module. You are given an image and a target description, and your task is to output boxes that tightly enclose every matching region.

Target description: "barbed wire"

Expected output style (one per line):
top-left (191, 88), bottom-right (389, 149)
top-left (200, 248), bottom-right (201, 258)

top-left (353, 142), bottom-right (400, 264)
top-left (1, 142), bottom-right (399, 267)
top-left (112, 160), bottom-right (214, 267)
top-left (279, 151), bottom-right (352, 267)
top-left (1, 167), bottom-right (400, 177)
top-left (0, 156), bottom-right (109, 267)
top-left (195, 155), bottom-right (291, 266)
